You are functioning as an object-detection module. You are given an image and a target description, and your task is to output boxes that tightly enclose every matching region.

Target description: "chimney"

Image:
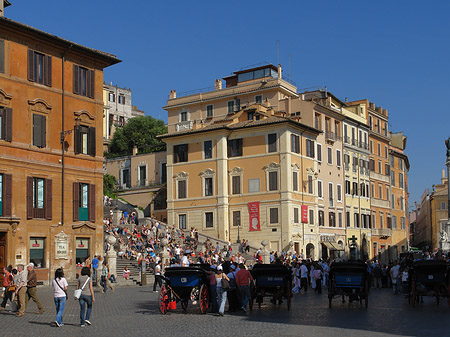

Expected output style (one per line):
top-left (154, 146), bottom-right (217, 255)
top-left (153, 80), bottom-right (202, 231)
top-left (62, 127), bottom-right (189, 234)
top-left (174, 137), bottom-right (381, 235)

top-left (278, 64), bottom-right (282, 79)
top-left (169, 90), bottom-right (176, 99)
top-left (383, 109), bottom-right (388, 116)
top-left (369, 102), bottom-right (375, 110)
top-left (132, 146), bottom-right (138, 156)
top-left (214, 79), bottom-right (222, 90)
top-left (376, 107), bottom-right (382, 113)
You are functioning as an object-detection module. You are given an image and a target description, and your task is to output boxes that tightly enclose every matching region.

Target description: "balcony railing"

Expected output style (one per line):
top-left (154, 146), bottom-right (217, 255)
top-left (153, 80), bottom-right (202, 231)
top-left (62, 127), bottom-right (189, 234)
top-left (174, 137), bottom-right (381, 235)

top-left (176, 120), bottom-right (193, 131)
top-left (325, 131), bottom-right (340, 142)
top-left (372, 228), bottom-right (392, 237)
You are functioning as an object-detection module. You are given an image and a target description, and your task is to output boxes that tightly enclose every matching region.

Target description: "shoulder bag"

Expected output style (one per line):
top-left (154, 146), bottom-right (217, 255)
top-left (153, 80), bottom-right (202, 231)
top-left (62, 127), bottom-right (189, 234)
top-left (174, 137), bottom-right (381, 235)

top-left (221, 274), bottom-right (230, 291)
top-left (74, 277), bottom-right (90, 300)
top-left (55, 278), bottom-right (68, 300)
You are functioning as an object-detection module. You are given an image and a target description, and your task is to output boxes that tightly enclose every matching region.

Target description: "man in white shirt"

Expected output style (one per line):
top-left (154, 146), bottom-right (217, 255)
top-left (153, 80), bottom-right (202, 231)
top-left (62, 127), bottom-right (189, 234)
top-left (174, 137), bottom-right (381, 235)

top-left (181, 252), bottom-right (190, 267)
top-left (300, 262), bottom-right (309, 293)
top-left (153, 261), bottom-right (162, 293)
top-left (390, 261), bottom-right (401, 294)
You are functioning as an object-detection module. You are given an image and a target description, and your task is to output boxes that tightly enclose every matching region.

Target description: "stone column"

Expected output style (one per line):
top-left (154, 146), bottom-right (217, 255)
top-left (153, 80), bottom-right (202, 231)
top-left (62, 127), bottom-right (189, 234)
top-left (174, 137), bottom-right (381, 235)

top-left (106, 235), bottom-right (117, 279)
top-left (260, 240), bottom-right (270, 264)
top-left (112, 210), bottom-right (122, 227)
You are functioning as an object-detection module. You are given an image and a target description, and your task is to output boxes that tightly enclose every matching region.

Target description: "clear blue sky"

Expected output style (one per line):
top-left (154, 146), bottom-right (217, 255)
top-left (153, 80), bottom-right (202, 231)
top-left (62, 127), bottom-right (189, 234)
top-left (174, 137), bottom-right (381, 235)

top-left (7, 0), bottom-right (450, 208)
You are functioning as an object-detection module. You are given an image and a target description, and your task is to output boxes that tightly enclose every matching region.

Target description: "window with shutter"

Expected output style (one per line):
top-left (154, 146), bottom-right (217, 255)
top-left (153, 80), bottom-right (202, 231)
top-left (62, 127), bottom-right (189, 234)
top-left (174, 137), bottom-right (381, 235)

top-left (79, 183), bottom-right (89, 221)
top-left (205, 212), bottom-right (213, 228)
top-left (306, 139), bottom-right (314, 158)
top-left (73, 182), bottom-right (79, 221)
top-left (294, 207), bottom-right (299, 223)
top-left (268, 171), bottom-right (278, 191)
top-left (228, 139), bottom-right (242, 157)
top-left (0, 39), bottom-right (4, 74)
top-left (27, 50), bottom-right (52, 86)
top-left (0, 174), bottom-right (3, 216)
top-left (178, 180), bottom-right (186, 199)
top-left (269, 208), bottom-right (278, 224)
top-left (268, 133), bottom-right (277, 153)
top-left (89, 184), bottom-right (96, 222)
top-left (32, 114), bottom-right (46, 148)
top-left (45, 179), bottom-right (52, 220)
top-left (0, 107), bottom-right (12, 142)
top-left (317, 144), bottom-right (322, 162)
top-left (232, 176), bottom-right (240, 195)
top-left (174, 144), bottom-right (188, 163)
top-left (318, 210), bottom-right (324, 226)
top-left (73, 64), bottom-right (94, 97)
top-left (88, 127), bottom-right (96, 157)
top-left (291, 134), bottom-right (300, 153)
top-left (292, 171), bottom-right (298, 191)
top-left (233, 211), bottom-right (241, 226)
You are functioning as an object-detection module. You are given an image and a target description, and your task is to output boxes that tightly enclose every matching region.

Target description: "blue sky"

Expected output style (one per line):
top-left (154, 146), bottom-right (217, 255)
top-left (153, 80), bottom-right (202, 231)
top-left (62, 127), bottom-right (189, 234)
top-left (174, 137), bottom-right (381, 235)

top-left (7, 0), bottom-right (450, 207)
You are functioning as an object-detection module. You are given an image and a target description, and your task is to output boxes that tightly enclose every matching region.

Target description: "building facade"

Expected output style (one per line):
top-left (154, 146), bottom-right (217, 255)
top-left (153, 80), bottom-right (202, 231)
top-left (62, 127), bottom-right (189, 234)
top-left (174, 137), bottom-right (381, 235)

top-left (0, 15), bottom-right (119, 283)
top-left (104, 150), bottom-right (167, 221)
top-left (341, 103), bottom-right (371, 260)
top-left (102, 83), bottom-right (145, 151)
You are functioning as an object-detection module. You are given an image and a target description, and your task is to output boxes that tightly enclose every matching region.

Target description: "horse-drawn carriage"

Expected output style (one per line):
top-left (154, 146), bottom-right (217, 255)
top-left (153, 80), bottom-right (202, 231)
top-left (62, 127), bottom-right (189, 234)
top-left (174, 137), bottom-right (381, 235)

top-left (328, 260), bottom-right (369, 308)
top-left (159, 264), bottom-right (210, 314)
top-left (409, 260), bottom-right (450, 307)
top-left (249, 264), bottom-right (292, 310)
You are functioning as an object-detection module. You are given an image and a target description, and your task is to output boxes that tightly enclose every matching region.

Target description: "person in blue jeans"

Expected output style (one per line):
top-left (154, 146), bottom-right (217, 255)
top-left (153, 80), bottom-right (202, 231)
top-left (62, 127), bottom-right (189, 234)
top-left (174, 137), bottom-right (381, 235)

top-left (215, 265), bottom-right (230, 316)
top-left (92, 255), bottom-right (99, 286)
top-left (52, 268), bottom-right (68, 327)
top-left (77, 267), bottom-right (95, 327)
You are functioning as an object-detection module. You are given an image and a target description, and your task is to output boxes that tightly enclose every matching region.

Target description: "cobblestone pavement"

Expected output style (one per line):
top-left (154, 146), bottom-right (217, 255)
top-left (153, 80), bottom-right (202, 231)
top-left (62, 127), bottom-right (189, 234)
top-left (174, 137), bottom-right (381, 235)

top-left (1, 285), bottom-right (449, 337)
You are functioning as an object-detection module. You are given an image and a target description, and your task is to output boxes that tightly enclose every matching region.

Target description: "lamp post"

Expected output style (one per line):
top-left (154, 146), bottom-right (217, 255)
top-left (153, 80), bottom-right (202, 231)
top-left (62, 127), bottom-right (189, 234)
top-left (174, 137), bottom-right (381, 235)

top-left (236, 218), bottom-right (241, 244)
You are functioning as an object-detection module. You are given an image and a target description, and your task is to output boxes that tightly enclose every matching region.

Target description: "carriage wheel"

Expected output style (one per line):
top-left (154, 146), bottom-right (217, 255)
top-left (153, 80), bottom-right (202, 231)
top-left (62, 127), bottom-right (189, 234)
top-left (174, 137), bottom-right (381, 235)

top-left (287, 286), bottom-right (292, 310)
top-left (411, 280), bottom-right (416, 307)
top-left (159, 285), bottom-right (169, 314)
top-left (199, 284), bottom-right (208, 314)
top-left (181, 299), bottom-right (189, 311)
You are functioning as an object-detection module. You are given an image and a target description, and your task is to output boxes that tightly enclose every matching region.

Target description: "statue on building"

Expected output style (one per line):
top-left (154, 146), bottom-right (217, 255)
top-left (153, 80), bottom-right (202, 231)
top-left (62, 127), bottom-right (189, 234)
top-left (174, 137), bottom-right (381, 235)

top-left (445, 138), bottom-right (450, 158)
top-left (440, 230), bottom-right (448, 243)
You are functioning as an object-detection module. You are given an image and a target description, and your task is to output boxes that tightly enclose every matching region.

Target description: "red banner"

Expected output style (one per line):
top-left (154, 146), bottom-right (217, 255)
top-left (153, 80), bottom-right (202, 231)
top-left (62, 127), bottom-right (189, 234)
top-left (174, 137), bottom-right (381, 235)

top-left (248, 202), bottom-right (260, 231)
top-left (301, 205), bottom-right (308, 223)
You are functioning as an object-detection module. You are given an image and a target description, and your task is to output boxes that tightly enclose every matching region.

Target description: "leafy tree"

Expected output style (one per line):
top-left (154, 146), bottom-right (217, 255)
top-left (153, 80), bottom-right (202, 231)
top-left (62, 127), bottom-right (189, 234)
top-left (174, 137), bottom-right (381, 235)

top-left (103, 173), bottom-right (117, 197)
top-left (108, 116), bottom-right (167, 156)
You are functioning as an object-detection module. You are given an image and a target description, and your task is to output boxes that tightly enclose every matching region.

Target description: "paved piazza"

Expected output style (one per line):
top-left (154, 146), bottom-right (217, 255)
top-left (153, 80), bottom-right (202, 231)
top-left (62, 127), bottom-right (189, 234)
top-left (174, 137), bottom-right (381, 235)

top-left (1, 285), bottom-right (449, 337)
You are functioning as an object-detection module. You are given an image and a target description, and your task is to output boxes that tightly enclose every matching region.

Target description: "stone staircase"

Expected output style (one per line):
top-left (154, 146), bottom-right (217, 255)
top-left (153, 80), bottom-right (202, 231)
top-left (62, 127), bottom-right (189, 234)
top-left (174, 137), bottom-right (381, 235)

top-left (115, 258), bottom-right (155, 286)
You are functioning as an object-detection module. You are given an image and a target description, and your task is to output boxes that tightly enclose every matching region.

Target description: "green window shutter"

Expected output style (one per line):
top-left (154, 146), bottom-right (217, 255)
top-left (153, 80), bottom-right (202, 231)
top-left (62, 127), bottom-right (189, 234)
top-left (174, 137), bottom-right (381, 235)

top-left (89, 184), bottom-right (95, 222)
top-left (74, 125), bottom-right (81, 154)
top-left (73, 182), bottom-right (79, 221)
top-left (4, 107), bottom-right (12, 142)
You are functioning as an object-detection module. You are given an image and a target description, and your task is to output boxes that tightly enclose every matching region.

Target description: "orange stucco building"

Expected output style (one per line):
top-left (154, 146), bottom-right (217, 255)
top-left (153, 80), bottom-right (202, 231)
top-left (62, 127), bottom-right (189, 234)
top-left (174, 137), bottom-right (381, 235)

top-left (0, 15), bottom-right (120, 283)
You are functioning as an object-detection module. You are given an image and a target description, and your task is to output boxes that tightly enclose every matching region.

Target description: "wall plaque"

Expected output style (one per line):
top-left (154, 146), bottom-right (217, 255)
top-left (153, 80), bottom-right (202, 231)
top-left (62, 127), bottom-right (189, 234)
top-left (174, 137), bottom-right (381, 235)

top-left (55, 231), bottom-right (69, 259)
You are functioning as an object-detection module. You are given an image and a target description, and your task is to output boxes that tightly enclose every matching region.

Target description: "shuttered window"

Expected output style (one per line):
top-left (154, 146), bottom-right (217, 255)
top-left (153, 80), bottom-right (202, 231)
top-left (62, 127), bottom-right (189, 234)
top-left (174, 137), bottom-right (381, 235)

top-left (73, 64), bottom-right (95, 98)
top-left (268, 133), bottom-right (277, 152)
top-left (293, 207), bottom-right (299, 223)
top-left (178, 180), bottom-right (186, 199)
top-left (0, 39), bottom-right (4, 74)
top-left (233, 211), bottom-right (241, 226)
top-left (27, 177), bottom-right (52, 219)
top-left (291, 134), bottom-right (300, 153)
top-left (269, 208), bottom-right (278, 224)
top-left (32, 114), bottom-right (46, 148)
top-left (292, 171), bottom-right (298, 191)
top-left (204, 177), bottom-right (213, 196)
top-left (205, 212), bottom-right (213, 228)
top-left (0, 107), bottom-right (12, 142)
top-left (268, 171), bottom-right (278, 191)
top-left (228, 139), bottom-right (243, 157)
top-left (306, 139), bottom-right (315, 158)
top-left (28, 49), bottom-right (52, 86)
top-left (74, 125), bottom-right (96, 156)
top-left (0, 174), bottom-right (11, 216)
top-left (318, 210), bottom-right (324, 226)
top-left (73, 182), bottom-right (95, 222)
top-left (174, 144), bottom-right (188, 163)
top-left (232, 176), bottom-right (240, 195)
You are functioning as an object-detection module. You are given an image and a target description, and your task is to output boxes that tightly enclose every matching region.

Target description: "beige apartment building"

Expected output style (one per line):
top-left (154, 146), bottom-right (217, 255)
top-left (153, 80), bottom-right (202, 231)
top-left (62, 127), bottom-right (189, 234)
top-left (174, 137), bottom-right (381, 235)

top-left (341, 102), bottom-right (371, 260)
top-left (162, 64), bottom-right (324, 256)
top-left (390, 132), bottom-right (409, 255)
top-left (285, 90), bottom-right (347, 259)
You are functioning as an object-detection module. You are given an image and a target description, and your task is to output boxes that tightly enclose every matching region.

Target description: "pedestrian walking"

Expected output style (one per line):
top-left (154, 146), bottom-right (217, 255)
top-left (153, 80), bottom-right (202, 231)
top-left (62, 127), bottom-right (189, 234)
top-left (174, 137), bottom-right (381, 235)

top-left (52, 268), bottom-right (68, 327)
top-left (0, 265), bottom-right (14, 310)
top-left (299, 262), bottom-right (308, 293)
top-left (14, 264), bottom-right (28, 317)
top-left (77, 267), bottom-right (95, 328)
top-left (215, 265), bottom-right (229, 316)
top-left (25, 263), bottom-right (44, 314)
top-left (209, 265), bottom-right (218, 313)
top-left (153, 260), bottom-right (162, 292)
top-left (235, 263), bottom-right (254, 312)
top-left (92, 255), bottom-right (99, 286)
top-left (100, 261), bottom-right (114, 293)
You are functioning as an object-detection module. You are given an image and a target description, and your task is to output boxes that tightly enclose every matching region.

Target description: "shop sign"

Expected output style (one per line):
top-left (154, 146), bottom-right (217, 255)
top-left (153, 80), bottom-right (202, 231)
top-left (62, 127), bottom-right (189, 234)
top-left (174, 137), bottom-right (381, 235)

top-left (55, 231), bottom-right (69, 260)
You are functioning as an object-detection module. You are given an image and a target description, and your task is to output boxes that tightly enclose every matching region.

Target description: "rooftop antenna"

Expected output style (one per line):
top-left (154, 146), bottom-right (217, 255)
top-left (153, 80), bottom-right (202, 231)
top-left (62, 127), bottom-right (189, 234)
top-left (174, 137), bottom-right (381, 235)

top-left (277, 40), bottom-right (280, 65)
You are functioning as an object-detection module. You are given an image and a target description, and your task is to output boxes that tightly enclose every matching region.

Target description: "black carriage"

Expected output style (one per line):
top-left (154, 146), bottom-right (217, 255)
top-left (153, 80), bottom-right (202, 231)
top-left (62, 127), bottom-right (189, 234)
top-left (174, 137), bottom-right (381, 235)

top-left (328, 260), bottom-right (369, 308)
top-left (409, 260), bottom-right (450, 307)
top-left (249, 264), bottom-right (293, 310)
top-left (159, 264), bottom-right (210, 314)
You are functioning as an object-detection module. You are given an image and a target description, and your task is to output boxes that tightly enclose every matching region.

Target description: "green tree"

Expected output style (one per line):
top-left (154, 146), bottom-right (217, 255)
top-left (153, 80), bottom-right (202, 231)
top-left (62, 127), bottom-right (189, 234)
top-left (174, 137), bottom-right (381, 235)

top-left (103, 173), bottom-right (117, 197)
top-left (108, 116), bottom-right (167, 156)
